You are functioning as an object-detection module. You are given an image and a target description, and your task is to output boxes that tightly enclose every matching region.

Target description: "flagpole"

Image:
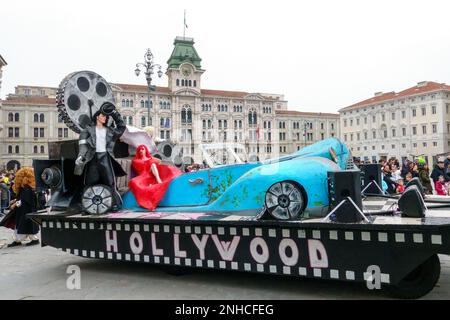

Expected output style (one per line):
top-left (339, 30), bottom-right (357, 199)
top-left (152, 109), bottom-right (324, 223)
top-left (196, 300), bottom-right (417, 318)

top-left (183, 9), bottom-right (186, 39)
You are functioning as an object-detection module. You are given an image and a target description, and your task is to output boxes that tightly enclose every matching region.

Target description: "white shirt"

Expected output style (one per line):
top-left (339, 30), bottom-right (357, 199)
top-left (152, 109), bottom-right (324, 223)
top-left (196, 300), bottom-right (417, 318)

top-left (95, 126), bottom-right (107, 153)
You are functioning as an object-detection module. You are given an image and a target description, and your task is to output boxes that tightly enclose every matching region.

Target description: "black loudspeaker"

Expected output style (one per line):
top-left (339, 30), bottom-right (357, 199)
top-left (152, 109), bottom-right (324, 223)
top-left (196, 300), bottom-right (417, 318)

top-left (328, 170), bottom-right (363, 222)
top-left (398, 185), bottom-right (426, 218)
top-left (405, 177), bottom-right (425, 197)
top-left (360, 164), bottom-right (382, 194)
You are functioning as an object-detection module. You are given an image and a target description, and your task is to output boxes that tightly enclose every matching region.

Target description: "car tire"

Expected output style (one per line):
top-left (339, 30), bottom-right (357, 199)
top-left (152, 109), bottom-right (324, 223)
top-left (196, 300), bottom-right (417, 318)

top-left (81, 184), bottom-right (113, 215)
top-left (264, 181), bottom-right (305, 220)
top-left (386, 254), bottom-right (440, 299)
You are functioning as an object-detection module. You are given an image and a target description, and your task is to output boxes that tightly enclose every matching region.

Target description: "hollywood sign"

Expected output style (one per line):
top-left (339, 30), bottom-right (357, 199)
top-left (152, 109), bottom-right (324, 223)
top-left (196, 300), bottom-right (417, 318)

top-left (104, 229), bottom-right (329, 269)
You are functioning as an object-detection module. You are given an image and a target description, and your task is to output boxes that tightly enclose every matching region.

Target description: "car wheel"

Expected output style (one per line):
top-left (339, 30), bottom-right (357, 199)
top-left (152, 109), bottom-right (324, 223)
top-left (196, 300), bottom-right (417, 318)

top-left (81, 184), bottom-right (113, 215)
top-left (386, 254), bottom-right (440, 299)
top-left (264, 181), bottom-right (305, 220)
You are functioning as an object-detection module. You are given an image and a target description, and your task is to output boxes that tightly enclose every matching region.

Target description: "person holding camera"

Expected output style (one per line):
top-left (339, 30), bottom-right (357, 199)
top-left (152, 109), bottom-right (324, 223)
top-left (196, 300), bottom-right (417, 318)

top-left (74, 102), bottom-right (127, 212)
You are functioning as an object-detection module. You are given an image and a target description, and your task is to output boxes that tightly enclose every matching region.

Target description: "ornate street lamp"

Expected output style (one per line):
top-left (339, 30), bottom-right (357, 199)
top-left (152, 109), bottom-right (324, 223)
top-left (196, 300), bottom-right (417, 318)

top-left (134, 48), bottom-right (163, 126)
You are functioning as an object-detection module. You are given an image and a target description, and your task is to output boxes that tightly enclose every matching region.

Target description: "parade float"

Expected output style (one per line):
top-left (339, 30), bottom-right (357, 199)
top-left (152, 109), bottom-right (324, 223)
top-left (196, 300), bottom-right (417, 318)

top-left (28, 71), bottom-right (450, 299)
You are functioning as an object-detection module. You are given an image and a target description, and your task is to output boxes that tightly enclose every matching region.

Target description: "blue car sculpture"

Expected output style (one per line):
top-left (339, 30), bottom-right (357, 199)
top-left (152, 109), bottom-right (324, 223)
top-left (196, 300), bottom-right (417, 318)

top-left (122, 138), bottom-right (353, 219)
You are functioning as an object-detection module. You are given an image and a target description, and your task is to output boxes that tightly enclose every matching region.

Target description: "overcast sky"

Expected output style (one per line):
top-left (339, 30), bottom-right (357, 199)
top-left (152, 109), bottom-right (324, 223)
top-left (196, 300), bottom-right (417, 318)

top-left (1, 0), bottom-right (450, 113)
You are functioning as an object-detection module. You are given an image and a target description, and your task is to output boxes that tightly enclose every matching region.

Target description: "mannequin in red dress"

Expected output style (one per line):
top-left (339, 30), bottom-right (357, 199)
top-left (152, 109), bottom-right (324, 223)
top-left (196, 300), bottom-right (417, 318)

top-left (129, 145), bottom-right (182, 210)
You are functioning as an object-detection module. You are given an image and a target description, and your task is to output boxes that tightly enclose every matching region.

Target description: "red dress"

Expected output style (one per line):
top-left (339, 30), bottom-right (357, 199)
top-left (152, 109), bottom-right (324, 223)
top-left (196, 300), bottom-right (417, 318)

top-left (129, 146), bottom-right (182, 210)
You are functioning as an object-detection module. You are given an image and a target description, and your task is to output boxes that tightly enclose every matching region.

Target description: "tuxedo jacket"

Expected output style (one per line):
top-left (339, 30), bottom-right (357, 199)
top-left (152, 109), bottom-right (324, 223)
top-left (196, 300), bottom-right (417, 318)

top-left (74, 112), bottom-right (127, 177)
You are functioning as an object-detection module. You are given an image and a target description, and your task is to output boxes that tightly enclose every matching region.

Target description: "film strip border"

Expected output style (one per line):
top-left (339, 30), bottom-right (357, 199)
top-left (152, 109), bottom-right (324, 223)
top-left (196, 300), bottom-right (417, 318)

top-left (57, 247), bottom-right (390, 284)
top-left (41, 220), bottom-right (444, 247)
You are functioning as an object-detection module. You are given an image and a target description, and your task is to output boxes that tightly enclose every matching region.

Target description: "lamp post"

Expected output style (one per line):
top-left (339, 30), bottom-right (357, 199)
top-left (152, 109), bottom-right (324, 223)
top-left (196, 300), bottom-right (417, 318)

top-left (134, 48), bottom-right (163, 127)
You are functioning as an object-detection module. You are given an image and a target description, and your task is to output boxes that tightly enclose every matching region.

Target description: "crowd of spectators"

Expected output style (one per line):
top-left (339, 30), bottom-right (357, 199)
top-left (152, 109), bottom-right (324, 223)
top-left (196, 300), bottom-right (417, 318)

top-left (355, 155), bottom-right (450, 196)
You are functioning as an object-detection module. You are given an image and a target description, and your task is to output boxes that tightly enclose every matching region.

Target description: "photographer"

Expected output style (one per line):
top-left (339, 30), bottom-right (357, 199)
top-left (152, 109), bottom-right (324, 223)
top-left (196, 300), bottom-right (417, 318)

top-left (74, 102), bottom-right (127, 212)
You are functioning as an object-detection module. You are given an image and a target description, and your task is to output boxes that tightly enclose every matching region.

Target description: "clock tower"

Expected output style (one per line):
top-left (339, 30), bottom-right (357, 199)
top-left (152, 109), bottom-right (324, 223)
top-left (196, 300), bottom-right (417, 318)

top-left (166, 37), bottom-right (204, 94)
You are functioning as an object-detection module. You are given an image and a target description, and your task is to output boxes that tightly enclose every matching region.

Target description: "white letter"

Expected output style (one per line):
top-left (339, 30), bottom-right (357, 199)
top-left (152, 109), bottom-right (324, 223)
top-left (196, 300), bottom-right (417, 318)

top-left (191, 234), bottom-right (209, 260)
top-left (308, 239), bottom-right (328, 268)
top-left (129, 232), bottom-right (143, 255)
top-left (66, 265), bottom-right (81, 290)
top-left (174, 234), bottom-right (187, 258)
top-left (278, 239), bottom-right (299, 266)
top-left (211, 235), bottom-right (240, 261)
top-left (365, 265), bottom-right (381, 290)
top-left (250, 237), bottom-right (269, 264)
top-left (105, 230), bottom-right (118, 252)
top-left (151, 233), bottom-right (164, 256)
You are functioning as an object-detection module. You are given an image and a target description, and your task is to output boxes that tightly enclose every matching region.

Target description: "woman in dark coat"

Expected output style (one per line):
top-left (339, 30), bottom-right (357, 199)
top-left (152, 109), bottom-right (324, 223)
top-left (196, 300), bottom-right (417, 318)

top-left (7, 167), bottom-right (40, 247)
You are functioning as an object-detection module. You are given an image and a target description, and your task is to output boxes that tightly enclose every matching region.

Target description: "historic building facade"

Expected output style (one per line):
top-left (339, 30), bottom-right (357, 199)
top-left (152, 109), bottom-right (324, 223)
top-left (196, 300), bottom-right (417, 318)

top-left (339, 81), bottom-right (450, 165)
top-left (0, 37), bottom-right (339, 167)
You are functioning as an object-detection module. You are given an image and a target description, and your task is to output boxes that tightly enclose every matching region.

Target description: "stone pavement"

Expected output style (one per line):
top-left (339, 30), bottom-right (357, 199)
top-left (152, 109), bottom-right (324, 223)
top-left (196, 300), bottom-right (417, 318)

top-left (1, 226), bottom-right (450, 300)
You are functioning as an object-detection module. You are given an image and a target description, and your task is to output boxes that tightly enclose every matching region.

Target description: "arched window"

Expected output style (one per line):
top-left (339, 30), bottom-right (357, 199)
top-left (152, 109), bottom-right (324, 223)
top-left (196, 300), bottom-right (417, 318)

top-left (8, 113), bottom-right (13, 122)
top-left (15, 113), bottom-right (19, 122)
top-left (122, 99), bottom-right (126, 107)
top-left (202, 119), bottom-right (206, 129)
top-left (225, 105), bottom-right (228, 112)
top-left (15, 145), bottom-right (19, 154)
top-left (193, 80), bottom-right (197, 87)
top-left (34, 113), bottom-right (39, 122)
top-left (181, 108), bottom-right (186, 124)
top-left (126, 100), bottom-right (130, 107)
top-left (188, 80), bottom-right (192, 87)
top-left (224, 120), bottom-right (228, 128)
top-left (145, 101), bottom-right (149, 108)
top-left (176, 79), bottom-right (180, 86)
top-left (33, 146), bottom-right (38, 153)
top-left (40, 113), bottom-right (45, 122)
top-left (141, 100), bottom-right (145, 108)
top-left (40, 145), bottom-right (45, 153)
top-left (128, 116), bottom-right (133, 125)
top-left (8, 146), bottom-right (12, 154)
top-left (141, 116), bottom-right (146, 127)
top-left (167, 102), bottom-right (170, 109)
top-left (181, 79), bottom-right (185, 86)
top-left (130, 100), bottom-right (134, 107)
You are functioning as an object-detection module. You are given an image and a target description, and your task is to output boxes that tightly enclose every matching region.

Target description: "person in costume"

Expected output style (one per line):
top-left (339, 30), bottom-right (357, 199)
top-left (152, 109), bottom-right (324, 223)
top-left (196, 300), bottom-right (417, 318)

top-left (6, 167), bottom-right (40, 247)
top-left (74, 102), bottom-right (127, 211)
top-left (128, 144), bottom-right (182, 211)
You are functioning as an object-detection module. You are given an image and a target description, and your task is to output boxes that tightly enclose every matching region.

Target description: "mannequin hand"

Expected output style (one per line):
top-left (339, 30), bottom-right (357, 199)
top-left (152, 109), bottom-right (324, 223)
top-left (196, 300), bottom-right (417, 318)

top-left (75, 156), bottom-right (85, 166)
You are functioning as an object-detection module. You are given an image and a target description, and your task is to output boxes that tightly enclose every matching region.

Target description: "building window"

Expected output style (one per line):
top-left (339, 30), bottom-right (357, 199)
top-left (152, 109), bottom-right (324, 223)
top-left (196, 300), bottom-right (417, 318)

top-left (8, 127), bottom-right (13, 138)
top-left (412, 127), bottom-right (417, 135)
top-left (372, 116), bottom-right (376, 122)
top-left (34, 113), bottom-right (39, 122)
top-left (433, 142), bottom-right (438, 147)
top-left (402, 128), bottom-right (406, 136)
top-left (423, 142), bottom-right (427, 147)
top-left (402, 110), bottom-right (406, 119)
top-left (413, 143), bottom-right (417, 148)
top-left (33, 145), bottom-right (38, 153)
top-left (8, 146), bottom-right (12, 154)
top-left (343, 120), bottom-right (347, 127)
top-left (141, 116), bottom-right (146, 127)
top-left (382, 114), bottom-right (385, 121)
top-left (64, 128), bottom-right (68, 138)
top-left (8, 113), bottom-right (13, 122)
top-left (181, 106), bottom-right (192, 124)
top-left (432, 105), bottom-right (437, 114)
top-left (58, 128), bottom-right (63, 138)
top-left (15, 145), bottom-right (19, 153)
top-left (364, 117), bottom-right (367, 124)
top-left (421, 107), bottom-right (426, 116)
top-left (422, 125), bottom-right (427, 134)
top-left (40, 145), bottom-right (45, 153)
top-left (176, 79), bottom-right (180, 86)
top-left (391, 112), bottom-right (395, 120)
top-left (34, 128), bottom-right (38, 138)
top-left (432, 124), bottom-right (437, 134)
top-left (392, 129), bottom-right (396, 137)
top-left (412, 109), bottom-right (416, 117)
top-left (331, 123), bottom-right (334, 130)
top-left (39, 113), bottom-right (45, 122)
top-left (402, 144), bottom-right (406, 148)
top-left (40, 128), bottom-right (45, 137)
